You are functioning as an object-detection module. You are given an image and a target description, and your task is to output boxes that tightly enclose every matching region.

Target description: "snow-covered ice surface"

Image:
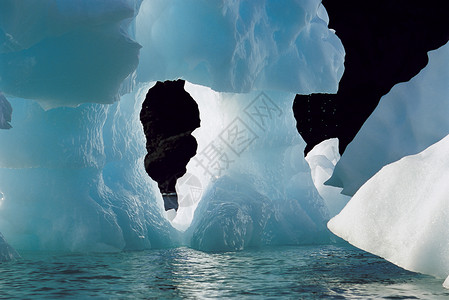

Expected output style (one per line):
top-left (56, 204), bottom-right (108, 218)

top-left (329, 134), bottom-right (449, 288)
top-left (327, 41), bottom-right (449, 196)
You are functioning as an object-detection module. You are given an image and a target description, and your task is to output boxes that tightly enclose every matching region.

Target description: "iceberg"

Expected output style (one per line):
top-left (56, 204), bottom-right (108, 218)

top-left (0, 85), bottom-right (178, 251)
top-left (326, 39), bottom-right (449, 289)
top-left (296, 0), bottom-right (449, 156)
top-left (328, 133), bottom-right (449, 286)
top-left (0, 0), bottom-right (344, 254)
top-left (0, 0), bottom-right (448, 293)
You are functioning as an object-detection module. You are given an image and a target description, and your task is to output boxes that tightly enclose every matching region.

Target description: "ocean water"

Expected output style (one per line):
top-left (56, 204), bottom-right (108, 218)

top-left (0, 244), bottom-right (447, 299)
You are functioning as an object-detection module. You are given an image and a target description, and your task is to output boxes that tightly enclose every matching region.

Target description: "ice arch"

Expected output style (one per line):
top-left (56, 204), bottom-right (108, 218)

top-left (0, 0), bottom-right (344, 253)
top-left (174, 83), bottom-right (331, 250)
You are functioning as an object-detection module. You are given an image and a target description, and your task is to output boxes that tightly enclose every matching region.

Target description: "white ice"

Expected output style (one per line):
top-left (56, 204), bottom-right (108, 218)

top-left (305, 138), bottom-right (349, 218)
top-left (0, 0), bottom-right (141, 109)
top-left (329, 134), bottom-right (449, 287)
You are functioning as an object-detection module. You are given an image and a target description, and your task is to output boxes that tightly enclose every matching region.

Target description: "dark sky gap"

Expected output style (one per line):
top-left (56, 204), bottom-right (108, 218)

top-left (294, 0), bottom-right (449, 155)
top-left (140, 80), bottom-right (200, 211)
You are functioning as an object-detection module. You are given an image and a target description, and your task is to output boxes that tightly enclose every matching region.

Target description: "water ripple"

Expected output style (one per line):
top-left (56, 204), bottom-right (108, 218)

top-left (0, 244), bottom-right (448, 299)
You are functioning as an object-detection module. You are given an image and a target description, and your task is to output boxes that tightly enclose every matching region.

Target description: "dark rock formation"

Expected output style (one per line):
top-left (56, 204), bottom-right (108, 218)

top-left (0, 92), bottom-right (12, 129)
top-left (140, 80), bottom-right (200, 211)
top-left (294, 0), bottom-right (449, 155)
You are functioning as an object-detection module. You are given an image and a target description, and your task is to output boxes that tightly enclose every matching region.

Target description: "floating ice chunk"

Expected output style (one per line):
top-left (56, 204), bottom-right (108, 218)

top-left (328, 134), bottom-right (449, 287)
top-left (327, 41), bottom-right (449, 196)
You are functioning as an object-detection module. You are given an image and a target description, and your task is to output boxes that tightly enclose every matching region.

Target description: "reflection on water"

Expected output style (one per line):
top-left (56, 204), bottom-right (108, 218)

top-left (0, 244), bottom-right (447, 299)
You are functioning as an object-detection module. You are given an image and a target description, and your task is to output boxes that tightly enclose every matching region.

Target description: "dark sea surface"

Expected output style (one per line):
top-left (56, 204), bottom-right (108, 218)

top-left (0, 244), bottom-right (447, 299)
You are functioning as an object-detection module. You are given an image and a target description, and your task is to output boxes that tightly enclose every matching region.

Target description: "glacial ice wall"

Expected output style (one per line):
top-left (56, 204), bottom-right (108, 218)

top-left (327, 41), bottom-right (449, 196)
top-left (0, 0), bottom-right (344, 252)
top-left (328, 134), bottom-right (449, 286)
top-left (0, 85), bottom-right (177, 251)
